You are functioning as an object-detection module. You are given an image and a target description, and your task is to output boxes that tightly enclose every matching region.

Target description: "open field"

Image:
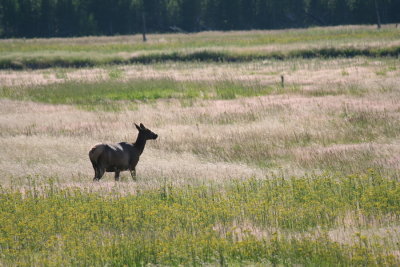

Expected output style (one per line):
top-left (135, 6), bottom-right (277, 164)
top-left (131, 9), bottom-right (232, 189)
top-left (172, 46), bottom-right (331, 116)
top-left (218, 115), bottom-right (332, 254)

top-left (1, 25), bottom-right (400, 265)
top-left (0, 24), bottom-right (399, 69)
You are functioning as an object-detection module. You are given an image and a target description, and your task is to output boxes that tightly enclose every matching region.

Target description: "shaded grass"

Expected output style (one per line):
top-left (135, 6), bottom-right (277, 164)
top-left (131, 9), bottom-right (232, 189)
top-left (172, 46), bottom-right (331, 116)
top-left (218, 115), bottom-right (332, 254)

top-left (1, 46), bottom-right (399, 70)
top-left (129, 46), bottom-right (400, 64)
top-left (1, 172), bottom-right (399, 266)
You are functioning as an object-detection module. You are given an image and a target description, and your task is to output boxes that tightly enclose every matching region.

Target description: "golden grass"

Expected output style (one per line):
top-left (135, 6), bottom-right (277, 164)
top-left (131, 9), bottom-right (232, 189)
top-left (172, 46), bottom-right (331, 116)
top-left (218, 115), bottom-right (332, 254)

top-left (1, 27), bottom-right (400, 265)
top-left (1, 57), bottom-right (399, 186)
top-left (1, 58), bottom-right (398, 90)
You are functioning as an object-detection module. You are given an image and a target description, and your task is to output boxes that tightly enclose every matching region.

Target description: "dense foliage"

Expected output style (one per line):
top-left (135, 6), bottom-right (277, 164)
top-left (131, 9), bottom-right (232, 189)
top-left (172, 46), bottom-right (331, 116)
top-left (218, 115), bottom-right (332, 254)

top-left (0, 0), bottom-right (399, 38)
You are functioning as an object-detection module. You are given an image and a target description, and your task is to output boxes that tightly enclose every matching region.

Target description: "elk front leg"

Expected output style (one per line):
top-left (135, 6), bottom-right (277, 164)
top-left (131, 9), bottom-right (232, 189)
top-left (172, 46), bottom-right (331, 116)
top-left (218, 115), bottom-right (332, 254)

top-left (130, 169), bottom-right (136, 181)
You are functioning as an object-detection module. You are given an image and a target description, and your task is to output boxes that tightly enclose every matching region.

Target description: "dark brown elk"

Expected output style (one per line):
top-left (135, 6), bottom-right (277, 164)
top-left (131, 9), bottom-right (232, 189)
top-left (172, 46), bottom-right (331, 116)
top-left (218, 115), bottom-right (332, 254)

top-left (89, 123), bottom-right (158, 181)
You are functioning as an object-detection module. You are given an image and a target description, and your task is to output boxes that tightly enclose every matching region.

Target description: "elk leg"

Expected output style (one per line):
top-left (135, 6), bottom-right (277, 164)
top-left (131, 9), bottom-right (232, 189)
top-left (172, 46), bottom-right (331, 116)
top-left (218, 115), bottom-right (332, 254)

top-left (130, 169), bottom-right (136, 181)
top-left (91, 162), bottom-right (98, 181)
top-left (96, 167), bottom-right (105, 181)
top-left (114, 171), bottom-right (120, 181)
top-left (92, 169), bottom-right (98, 181)
top-left (93, 167), bottom-right (100, 181)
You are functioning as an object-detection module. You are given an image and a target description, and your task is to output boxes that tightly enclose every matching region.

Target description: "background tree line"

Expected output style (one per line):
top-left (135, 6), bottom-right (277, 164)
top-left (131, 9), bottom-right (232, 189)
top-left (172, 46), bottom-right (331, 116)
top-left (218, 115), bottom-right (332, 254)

top-left (0, 0), bottom-right (399, 38)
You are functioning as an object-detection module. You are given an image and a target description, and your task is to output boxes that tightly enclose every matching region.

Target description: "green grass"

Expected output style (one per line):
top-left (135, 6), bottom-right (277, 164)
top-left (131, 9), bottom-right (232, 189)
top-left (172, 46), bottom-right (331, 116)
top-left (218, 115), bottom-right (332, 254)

top-left (0, 79), bottom-right (282, 110)
top-left (0, 26), bottom-right (399, 69)
top-left (1, 171), bottom-right (399, 266)
top-left (0, 114), bottom-right (397, 260)
top-left (1, 26), bottom-right (400, 266)
top-left (1, 26), bottom-right (398, 53)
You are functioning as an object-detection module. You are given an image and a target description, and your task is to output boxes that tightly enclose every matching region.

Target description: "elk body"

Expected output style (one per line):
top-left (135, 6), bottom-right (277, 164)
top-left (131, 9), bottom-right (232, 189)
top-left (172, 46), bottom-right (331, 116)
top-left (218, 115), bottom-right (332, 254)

top-left (89, 123), bottom-right (158, 181)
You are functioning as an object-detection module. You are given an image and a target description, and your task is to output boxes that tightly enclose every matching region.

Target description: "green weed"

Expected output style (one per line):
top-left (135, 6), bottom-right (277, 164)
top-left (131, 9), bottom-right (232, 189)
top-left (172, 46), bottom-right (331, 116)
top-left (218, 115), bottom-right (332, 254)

top-left (0, 172), bottom-right (399, 266)
top-left (108, 68), bottom-right (124, 80)
top-left (0, 79), bottom-right (279, 109)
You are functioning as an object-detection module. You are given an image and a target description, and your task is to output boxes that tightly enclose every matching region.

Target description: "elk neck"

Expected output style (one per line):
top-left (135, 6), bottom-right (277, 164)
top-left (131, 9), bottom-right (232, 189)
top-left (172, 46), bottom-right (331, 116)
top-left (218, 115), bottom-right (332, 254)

top-left (134, 132), bottom-right (147, 155)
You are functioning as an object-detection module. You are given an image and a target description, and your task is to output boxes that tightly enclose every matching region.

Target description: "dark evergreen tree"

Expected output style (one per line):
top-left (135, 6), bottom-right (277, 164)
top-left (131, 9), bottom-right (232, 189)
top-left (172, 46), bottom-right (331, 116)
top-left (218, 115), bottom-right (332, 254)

top-left (0, 0), bottom-right (399, 38)
top-left (0, 0), bottom-right (19, 36)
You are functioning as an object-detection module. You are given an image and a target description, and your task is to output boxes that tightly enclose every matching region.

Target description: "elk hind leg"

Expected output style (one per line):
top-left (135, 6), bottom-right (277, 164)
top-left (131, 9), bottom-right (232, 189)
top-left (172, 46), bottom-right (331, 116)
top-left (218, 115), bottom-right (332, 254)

top-left (91, 162), bottom-right (98, 181)
top-left (130, 169), bottom-right (136, 181)
top-left (94, 166), bottom-right (105, 181)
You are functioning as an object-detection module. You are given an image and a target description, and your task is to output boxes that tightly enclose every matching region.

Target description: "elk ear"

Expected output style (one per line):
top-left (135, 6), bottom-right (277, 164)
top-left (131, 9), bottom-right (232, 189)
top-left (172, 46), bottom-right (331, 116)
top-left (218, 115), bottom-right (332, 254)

top-left (135, 123), bottom-right (141, 131)
top-left (140, 123), bottom-right (145, 129)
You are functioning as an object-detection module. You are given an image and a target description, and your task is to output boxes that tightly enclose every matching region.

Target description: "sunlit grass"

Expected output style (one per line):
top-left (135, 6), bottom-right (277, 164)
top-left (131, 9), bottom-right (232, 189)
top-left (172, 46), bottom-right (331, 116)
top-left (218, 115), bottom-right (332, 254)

top-left (1, 26), bottom-right (400, 266)
top-left (1, 25), bottom-right (398, 53)
top-left (1, 171), bottom-right (399, 266)
top-left (0, 25), bottom-right (399, 69)
top-left (0, 78), bottom-right (288, 110)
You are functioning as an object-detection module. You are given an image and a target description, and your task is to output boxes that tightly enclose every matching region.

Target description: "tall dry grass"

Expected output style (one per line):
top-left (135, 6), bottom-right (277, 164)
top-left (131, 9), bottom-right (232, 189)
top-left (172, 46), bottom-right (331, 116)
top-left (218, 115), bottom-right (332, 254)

top-left (1, 57), bottom-right (399, 188)
top-left (1, 28), bottom-right (400, 265)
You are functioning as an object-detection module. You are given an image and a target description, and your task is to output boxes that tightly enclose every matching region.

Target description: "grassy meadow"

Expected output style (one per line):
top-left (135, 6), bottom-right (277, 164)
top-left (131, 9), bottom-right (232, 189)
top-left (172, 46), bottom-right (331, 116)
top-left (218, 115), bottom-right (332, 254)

top-left (1, 25), bottom-right (400, 265)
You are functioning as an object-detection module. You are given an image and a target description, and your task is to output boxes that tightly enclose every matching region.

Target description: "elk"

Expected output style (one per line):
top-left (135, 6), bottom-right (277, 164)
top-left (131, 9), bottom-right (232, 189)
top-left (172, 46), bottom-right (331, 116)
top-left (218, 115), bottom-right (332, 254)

top-left (89, 123), bottom-right (158, 181)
